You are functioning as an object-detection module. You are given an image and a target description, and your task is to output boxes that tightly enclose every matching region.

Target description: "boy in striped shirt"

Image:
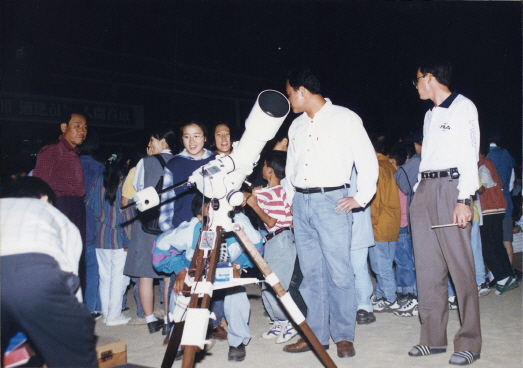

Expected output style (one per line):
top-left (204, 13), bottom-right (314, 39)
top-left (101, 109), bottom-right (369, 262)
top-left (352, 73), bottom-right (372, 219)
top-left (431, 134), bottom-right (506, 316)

top-left (243, 150), bottom-right (298, 344)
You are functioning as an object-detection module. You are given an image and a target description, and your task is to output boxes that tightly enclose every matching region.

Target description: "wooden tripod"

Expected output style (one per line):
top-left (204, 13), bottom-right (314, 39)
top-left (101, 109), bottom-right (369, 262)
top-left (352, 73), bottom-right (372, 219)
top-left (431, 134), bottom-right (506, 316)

top-left (161, 223), bottom-right (338, 368)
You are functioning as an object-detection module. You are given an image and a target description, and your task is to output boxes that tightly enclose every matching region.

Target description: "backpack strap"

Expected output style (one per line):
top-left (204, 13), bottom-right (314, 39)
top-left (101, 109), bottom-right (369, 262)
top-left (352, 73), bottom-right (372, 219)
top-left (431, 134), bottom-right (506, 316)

top-left (153, 154), bottom-right (167, 169)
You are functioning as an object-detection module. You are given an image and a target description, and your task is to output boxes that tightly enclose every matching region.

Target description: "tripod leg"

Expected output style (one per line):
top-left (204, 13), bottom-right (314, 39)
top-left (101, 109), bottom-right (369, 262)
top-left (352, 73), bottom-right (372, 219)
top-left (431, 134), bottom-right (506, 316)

top-left (161, 321), bottom-right (184, 368)
top-left (233, 224), bottom-right (338, 368)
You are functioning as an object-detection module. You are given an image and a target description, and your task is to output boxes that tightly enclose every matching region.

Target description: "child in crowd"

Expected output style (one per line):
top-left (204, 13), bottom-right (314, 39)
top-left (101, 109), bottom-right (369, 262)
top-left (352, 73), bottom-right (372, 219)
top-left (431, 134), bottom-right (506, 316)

top-left (87, 153), bottom-right (134, 326)
top-left (388, 143), bottom-right (418, 316)
top-left (243, 151), bottom-right (298, 344)
top-left (153, 195), bottom-right (263, 362)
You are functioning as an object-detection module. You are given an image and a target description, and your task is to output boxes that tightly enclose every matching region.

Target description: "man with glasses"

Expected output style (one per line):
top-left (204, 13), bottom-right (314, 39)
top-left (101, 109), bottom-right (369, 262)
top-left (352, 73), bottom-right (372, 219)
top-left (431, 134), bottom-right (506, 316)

top-left (408, 61), bottom-right (481, 366)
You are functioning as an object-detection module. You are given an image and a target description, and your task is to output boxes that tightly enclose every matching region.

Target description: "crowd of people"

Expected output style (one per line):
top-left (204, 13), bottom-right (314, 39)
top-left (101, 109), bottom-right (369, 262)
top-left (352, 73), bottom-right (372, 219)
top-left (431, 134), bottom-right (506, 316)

top-left (1, 62), bottom-right (521, 367)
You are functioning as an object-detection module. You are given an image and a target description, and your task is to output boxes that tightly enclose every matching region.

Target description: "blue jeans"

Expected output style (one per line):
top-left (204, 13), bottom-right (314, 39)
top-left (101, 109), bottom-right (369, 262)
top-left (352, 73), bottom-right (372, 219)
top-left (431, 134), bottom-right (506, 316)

top-left (131, 277), bottom-right (145, 318)
top-left (350, 247), bottom-right (373, 312)
top-left (394, 227), bottom-right (417, 296)
top-left (84, 244), bottom-right (101, 313)
top-left (224, 287), bottom-right (251, 347)
top-left (471, 221), bottom-right (486, 285)
top-left (261, 230), bottom-right (297, 321)
top-left (369, 241), bottom-right (397, 302)
top-left (293, 188), bottom-right (356, 345)
top-left (210, 291), bottom-right (225, 328)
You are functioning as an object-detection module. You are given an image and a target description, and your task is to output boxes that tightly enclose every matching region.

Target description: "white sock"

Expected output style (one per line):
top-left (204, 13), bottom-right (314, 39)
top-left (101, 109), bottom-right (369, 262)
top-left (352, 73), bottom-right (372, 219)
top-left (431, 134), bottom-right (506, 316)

top-left (145, 314), bottom-right (158, 323)
top-left (497, 276), bottom-right (510, 285)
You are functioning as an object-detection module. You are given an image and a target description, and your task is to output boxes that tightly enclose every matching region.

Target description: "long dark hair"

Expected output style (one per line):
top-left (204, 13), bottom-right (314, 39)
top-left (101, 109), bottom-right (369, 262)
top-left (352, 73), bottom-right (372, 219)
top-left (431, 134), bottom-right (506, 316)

top-left (103, 153), bottom-right (126, 205)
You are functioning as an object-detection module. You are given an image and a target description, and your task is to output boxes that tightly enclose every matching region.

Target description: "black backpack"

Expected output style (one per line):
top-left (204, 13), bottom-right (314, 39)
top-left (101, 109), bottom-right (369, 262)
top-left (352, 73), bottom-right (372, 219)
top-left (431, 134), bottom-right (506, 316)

top-left (140, 154), bottom-right (167, 235)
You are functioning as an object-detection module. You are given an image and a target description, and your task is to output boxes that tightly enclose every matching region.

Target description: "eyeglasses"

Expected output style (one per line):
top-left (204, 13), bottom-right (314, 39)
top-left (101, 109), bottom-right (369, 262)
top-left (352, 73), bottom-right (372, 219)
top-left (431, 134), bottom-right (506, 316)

top-left (412, 74), bottom-right (427, 87)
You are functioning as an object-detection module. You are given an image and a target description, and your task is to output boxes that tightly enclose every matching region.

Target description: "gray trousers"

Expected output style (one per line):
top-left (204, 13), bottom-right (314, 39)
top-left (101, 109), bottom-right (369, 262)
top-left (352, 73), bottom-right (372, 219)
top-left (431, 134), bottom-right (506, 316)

top-left (411, 176), bottom-right (481, 353)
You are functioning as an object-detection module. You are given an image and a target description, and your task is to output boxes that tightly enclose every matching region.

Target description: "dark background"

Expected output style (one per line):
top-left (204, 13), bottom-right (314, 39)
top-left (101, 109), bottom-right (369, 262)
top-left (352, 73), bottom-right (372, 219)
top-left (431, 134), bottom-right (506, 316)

top-left (1, 1), bottom-right (521, 178)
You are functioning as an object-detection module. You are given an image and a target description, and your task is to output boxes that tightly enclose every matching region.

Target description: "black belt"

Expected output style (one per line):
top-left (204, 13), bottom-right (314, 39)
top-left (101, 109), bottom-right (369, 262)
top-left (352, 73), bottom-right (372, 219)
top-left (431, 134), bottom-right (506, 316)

top-left (295, 184), bottom-right (348, 194)
top-left (421, 168), bottom-right (458, 180)
top-left (263, 227), bottom-right (291, 243)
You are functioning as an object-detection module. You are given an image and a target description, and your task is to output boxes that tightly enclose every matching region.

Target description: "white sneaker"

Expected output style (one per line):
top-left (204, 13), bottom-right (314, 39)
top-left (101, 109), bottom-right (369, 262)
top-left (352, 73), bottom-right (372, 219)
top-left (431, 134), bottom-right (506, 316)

top-left (261, 319), bottom-right (284, 339)
top-left (373, 299), bottom-right (401, 313)
top-left (477, 282), bottom-right (491, 297)
top-left (275, 321), bottom-right (298, 344)
top-left (448, 296), bottom-right (458, 310)
top-left (106, 314), bottom-right (132, 326)
top-left (394, 297), bottom-right (418, 317)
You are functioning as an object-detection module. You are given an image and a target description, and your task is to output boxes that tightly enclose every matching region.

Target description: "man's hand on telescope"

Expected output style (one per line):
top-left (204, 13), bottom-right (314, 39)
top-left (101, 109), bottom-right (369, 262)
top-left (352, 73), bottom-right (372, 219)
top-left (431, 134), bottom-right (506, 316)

top-left (334, 197), bottom-right (361, 214)
top-left (174, 268), bottom-right (188, 294)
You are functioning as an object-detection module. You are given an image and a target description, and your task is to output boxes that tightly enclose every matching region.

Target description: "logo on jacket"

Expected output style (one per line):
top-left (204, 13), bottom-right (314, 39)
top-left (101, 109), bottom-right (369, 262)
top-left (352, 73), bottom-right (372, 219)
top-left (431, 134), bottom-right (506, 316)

top-left (439, 123), bottom-right (451, 131)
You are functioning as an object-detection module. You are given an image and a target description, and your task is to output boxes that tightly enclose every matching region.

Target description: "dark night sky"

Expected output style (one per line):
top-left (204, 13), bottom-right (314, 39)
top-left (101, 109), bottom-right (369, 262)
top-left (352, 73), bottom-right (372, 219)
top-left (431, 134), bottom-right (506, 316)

top-left (1, 1), bottom-right (522, 162)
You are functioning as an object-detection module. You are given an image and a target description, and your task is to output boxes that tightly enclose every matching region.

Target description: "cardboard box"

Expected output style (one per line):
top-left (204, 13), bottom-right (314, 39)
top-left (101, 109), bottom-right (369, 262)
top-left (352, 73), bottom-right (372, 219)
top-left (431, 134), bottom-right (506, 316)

top-left (96, 336), bottom-right (127, 368)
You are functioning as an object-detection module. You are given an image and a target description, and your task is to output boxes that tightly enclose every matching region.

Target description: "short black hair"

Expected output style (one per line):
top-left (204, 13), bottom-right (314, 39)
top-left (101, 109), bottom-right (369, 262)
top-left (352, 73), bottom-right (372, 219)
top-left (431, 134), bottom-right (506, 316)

top-left (0, 176), bottom-right (57, 205)
top-left (388, 144), bottom-right (408, 166)
top-left (286, 66), bottom-right (321, 94)
top-left (60, 109), bottom-right (88, 126)
top-left (78, 128), bottom-right (99, 155)
top-left (370, 134), bottom-right (390, 155)
top-left (264, 150), bottom-right (287, 180)
top-left (479, 139), bottom-right (490, 156)
top-left (150, 127), bottom-right (177, 152)
top-left (418, 59), bottom-right (452, 87)
top-left (191, 193), bottom-right (211, 217)
top-left (179, 121), bottom-right (208, 147)
top-left (413, 130), bottom-right (423, 146)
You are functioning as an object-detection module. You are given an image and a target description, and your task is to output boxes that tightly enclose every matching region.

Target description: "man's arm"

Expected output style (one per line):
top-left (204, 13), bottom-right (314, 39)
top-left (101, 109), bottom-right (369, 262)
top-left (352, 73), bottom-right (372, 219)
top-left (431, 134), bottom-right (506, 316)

top-left (336, 115), bottom-right (378, 213)
top-left (32, 146), bottom-right (57, 185)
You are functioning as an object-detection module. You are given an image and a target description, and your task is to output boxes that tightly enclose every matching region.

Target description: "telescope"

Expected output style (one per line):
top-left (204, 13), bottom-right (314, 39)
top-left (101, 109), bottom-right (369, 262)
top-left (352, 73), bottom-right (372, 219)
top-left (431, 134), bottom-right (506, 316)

top-left (130, 89), bottom-right (290, 230)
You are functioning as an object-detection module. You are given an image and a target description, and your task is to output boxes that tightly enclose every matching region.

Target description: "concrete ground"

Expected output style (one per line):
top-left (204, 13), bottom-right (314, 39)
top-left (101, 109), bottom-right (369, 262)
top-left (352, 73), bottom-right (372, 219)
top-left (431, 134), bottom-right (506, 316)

top-left (96, 275), bottom-right (522, 368)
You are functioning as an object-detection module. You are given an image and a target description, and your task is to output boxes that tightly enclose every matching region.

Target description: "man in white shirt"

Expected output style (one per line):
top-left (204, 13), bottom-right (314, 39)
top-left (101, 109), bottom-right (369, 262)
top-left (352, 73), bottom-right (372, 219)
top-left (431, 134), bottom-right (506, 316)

top-left (1, 177), bottom-right (97, 367)
top-left (408, 61), bottom-right (481, 366)
top-left (282, 66), bottom-right (378, 358)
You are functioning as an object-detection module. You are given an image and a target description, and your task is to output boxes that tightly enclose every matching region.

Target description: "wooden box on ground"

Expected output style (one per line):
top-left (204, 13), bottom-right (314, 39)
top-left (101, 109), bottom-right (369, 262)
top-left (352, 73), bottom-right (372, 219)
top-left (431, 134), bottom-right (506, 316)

top-left (96, 336), bottom-right (127, 368)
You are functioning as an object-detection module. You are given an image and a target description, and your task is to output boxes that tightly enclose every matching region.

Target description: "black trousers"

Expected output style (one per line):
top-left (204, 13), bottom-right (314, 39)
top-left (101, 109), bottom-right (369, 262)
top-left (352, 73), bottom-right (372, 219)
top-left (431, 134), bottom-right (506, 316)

top-left (480, 213), bottom-right (513, 281)
top-left (1, 253), bottom-right (97, 368)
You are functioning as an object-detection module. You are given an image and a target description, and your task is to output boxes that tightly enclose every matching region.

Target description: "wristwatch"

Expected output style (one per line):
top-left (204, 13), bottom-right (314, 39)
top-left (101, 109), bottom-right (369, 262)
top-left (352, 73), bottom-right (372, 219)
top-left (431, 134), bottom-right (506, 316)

top-left (456, 199), bottom-right (471, 206)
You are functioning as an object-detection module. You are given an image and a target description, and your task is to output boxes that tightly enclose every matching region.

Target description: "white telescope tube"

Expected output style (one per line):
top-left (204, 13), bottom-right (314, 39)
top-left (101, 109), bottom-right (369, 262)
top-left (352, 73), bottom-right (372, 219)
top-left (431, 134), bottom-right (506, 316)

top-left (191, 90), bottom-right (290, 199)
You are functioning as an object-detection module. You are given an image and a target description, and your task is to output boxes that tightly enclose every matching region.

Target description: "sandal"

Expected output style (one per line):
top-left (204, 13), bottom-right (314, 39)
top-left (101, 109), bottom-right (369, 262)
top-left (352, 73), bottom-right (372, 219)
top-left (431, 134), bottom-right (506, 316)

top-left (449, 351), bottom-right (480, 365)
top-left (408, 344), bottom-right (446, 357)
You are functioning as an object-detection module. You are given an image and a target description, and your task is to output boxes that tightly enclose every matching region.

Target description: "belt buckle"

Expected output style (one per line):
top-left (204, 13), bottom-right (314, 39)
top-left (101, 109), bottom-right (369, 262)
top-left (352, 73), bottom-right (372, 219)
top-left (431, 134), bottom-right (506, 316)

top-left (430, 172), bottom-right (438, 179)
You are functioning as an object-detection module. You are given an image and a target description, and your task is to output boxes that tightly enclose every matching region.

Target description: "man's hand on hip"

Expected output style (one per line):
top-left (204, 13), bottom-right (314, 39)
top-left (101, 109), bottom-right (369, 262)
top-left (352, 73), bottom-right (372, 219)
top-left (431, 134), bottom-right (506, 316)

top-left (335, 197), bottom-right (361, 214)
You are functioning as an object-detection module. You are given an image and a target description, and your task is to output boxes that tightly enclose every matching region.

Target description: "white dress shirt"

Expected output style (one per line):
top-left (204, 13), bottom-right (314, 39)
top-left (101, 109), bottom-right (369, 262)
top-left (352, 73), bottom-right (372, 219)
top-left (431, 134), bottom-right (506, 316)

top-left (419, 93), bottom-right (480, 199)
top-left (286, 98), bottom-right (378, 207)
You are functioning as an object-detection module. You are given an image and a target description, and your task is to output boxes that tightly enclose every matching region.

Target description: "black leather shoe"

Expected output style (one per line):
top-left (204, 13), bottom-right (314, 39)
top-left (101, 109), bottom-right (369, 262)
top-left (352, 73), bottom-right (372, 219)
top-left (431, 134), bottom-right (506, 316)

top-left (147, 318), bottom-right (164, 334)
top-left (228, 343), bottom-right (246, 362)
top-left (356, 309), bottom-right (376, 325)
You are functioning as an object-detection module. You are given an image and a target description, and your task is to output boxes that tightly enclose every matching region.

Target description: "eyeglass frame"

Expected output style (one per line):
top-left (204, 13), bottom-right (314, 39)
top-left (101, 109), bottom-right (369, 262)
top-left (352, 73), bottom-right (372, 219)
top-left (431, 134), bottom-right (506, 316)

top-left (412, 73), bottom-right (427, 87)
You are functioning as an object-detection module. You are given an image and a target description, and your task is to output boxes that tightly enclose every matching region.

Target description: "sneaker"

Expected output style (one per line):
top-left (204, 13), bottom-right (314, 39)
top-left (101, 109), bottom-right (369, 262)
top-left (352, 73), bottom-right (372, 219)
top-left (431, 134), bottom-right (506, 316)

top-left (394, 297), bottom-right (418, 317)
top-left (495, 276), bottom-right (519, 295)
top-left (261, 319), bottom-right (284, 339)
top-left (477, 282), bottom-right (491, 297)
top-left (448, 296), bottom-right (458, 310)
top-left (228, 343), bottom-right (246, 362)
top-left (106, 314), bottom-right (131, 326)
top-left (91, 311), bottom-right (102, 321)
top-left (356, 309), bottom-right (376, 324)
top-left (373, 299), bottom-right (401, 313)
top-left (370, 295), bottom-right (381, 305)
top-left (275, 321), bottom-right (298, 344)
